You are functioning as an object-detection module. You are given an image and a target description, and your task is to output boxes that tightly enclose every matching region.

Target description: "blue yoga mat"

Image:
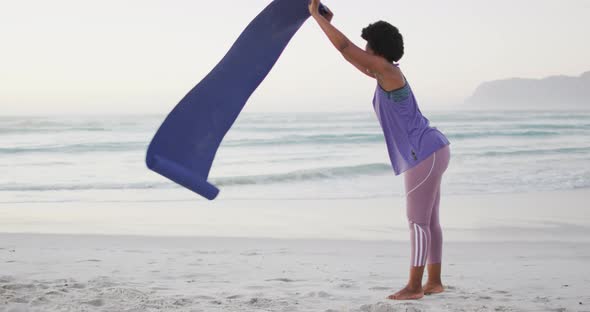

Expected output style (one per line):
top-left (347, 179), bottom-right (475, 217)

top-left (146, 0), bottom-right (327, 200)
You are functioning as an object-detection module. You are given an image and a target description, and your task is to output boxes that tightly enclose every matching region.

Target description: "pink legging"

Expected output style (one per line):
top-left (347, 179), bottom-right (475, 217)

top-left (404, 144), bottom-right (451, 267)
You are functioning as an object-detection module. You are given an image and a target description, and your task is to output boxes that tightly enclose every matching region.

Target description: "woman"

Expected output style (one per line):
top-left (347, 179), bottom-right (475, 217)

top-left (308, 0), bottom-right (452, 300)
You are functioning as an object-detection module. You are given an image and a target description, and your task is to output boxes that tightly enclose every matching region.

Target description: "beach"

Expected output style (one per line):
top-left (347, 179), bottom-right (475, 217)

top-left (1, 111), bottom-right (589, 310)
top-left (2, 189), bottom-right (589, 311)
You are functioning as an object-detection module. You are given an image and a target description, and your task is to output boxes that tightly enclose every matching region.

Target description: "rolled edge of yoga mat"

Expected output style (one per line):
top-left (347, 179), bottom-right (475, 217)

top-left (147, 154), bottom-right (220, 200)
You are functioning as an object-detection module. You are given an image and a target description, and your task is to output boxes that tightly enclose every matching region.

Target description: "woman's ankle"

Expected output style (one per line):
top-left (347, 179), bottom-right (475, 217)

top-left (424, 279), bottom-right (442, 285)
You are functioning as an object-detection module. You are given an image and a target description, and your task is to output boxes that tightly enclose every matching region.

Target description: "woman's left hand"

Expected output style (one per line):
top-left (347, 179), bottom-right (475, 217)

top-left (308, 0), bottom-right (321, 17)
top-left (323, 5), bottom-right (334, 22)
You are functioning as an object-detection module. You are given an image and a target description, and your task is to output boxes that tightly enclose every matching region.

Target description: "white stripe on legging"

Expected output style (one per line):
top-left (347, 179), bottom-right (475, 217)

top-left (413, 223), bottom-right (419, 266)
top-left (414, 224), bottom-right (427, 266)
top-left (404, 153), bottom-right (436, 199)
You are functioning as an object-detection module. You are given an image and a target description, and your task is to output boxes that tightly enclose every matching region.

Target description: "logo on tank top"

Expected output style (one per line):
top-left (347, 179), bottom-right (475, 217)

top-left (411, 149), bottom-right (418, 161)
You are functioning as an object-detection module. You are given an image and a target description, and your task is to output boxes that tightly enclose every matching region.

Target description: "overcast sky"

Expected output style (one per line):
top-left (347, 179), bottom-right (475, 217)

top-left (2, 0), bottom-right (589, 114)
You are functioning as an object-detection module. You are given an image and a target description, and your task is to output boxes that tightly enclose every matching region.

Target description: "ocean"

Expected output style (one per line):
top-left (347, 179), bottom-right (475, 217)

top-left (1, 110), bottom-right (589, 204)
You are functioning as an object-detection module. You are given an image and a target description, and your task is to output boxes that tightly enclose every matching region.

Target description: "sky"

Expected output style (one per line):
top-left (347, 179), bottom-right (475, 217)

top-left (1, 0), bottom-right (589, 114)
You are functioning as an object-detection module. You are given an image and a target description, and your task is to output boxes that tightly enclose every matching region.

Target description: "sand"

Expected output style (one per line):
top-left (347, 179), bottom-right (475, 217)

top-left (1, 234), bottom-right (589, 311)
top-left (1, 189), bottom-right (590, 311)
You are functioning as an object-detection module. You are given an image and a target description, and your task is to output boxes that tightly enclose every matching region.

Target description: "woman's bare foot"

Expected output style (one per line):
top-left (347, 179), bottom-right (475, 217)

top-left (422, 281), bottom-right (444, 295)
top-left (386, 285), bottom-right (424, 300)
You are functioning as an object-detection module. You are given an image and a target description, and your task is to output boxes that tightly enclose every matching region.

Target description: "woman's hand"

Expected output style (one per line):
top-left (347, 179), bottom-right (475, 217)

top-left (309, 0), bottom-right (334, 22)
top-left (308, 0), bottom-right (321, 17)
top-left (322, 5), bottom-right (334, 22)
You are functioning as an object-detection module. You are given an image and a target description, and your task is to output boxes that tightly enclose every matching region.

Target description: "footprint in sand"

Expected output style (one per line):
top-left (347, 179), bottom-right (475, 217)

top-left (194, 295), bottom-right (215, 300)
top-left (82, 298), bottom-right (105, 307)
top-left (306, 291), bottom-right (332, 298)
top-left (247, 297), bottom-right (274, 307)
top-left (360, 302), bottom-right (424, 312)
top-left (3, 283), bottom-right (36, 290)
top-left (173, 298), bottom-right (192, 306)
top-left (533, 296), bottom-right (550, 303)
top-left (369, 286), bottom-right (391, 291)
top-left (10, 297), bottom-right (29, 304)
top-left (71, 283), bottom-right (86, 289)
top-left (491, 289), bottom-right (512, 297)
top-left (338, 283), bottom-right (357, 289)
top-left (226, 294), bottom-right (243, 299)
top-left (30, 296), bottom-right (50, 305)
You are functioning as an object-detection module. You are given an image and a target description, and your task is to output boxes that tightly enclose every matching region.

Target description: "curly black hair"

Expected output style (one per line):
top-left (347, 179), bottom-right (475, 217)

top-left (361, 21), bottom-right (404, 63)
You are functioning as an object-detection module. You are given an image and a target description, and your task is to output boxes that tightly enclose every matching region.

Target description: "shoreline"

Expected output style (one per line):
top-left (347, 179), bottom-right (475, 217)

top-left (0, 188), bottom-right (589, 242)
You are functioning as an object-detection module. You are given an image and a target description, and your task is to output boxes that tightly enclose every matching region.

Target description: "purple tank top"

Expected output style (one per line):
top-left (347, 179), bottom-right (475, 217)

top-left (372, 64), bottom-right (450, 175)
